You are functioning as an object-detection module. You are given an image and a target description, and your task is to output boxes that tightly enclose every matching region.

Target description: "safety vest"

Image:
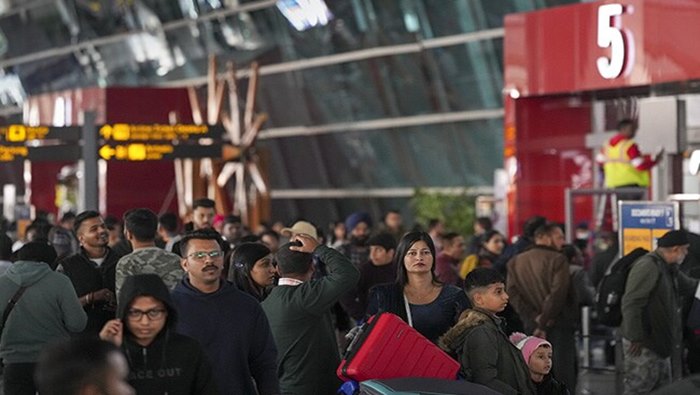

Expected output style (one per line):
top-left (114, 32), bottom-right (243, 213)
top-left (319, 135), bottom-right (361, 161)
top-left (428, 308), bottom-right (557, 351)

top-left (603, 138), bottom-right (650, 188)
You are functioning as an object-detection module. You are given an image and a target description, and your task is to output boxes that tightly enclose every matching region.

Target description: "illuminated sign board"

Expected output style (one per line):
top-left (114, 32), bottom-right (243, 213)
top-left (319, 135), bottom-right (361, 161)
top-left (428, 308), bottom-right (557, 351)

top-left (98, 143), bottom-right (220, 161)
top-left (0, 125), bottom-right (81, 142)
top-left (0, 145), bottom-right (81, 162)
top-left (0, 124), bottom-right (224, 162)
top-left (98, 124), bottom-right (223, 142)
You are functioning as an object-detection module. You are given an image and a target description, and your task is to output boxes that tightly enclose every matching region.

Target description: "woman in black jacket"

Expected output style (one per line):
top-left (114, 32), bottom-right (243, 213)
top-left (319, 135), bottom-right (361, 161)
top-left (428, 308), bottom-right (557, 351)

top-left (366, 231), bottom-right (470, 343)
top-left (100, 274), bottom-right (219, 395)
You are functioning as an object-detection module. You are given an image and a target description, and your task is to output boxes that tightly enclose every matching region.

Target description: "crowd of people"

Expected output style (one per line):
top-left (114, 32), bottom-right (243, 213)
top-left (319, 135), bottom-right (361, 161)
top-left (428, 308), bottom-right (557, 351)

top-left (0, 199), bottom-right (699, 395)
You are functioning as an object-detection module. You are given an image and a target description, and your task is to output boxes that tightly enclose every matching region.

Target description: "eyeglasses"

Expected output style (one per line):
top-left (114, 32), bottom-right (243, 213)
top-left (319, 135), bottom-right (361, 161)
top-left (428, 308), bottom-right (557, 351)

top-left (187, 250), bottom-right (223, 261)
top-left (127, 308), bottom-right (167, 321)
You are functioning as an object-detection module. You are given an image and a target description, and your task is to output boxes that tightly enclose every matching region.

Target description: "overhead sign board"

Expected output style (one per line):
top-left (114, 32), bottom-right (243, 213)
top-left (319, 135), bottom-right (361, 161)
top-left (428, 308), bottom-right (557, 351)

top-left (0, 123), bottom-right (225, 162)
top-left (0, 144), bottom-right (81, 162)
top-left (618, 201), bottom-right (679, 255)
top-left (98, 124), bottom-right (224, 142)
top-left (98, 143), bottom-right (221, 161)
top-left (0, 125), bottom-right (82, 142)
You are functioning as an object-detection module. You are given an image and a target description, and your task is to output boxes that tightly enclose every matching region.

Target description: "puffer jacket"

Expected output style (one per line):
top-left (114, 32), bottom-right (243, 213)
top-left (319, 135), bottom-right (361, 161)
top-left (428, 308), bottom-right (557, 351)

top-left (439, 308), bottom-right (535, 395)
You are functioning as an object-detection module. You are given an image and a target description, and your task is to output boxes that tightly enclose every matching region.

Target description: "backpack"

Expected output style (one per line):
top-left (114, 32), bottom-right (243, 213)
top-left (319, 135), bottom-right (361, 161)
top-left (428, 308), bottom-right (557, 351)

top-left (595, 247), bottom-right (648, 327)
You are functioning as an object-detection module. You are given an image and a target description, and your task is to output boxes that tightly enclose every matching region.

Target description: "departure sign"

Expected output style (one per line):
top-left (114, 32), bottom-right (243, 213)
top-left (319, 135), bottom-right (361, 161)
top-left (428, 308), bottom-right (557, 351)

top-left (99, 143), bottom-right (220, 161)
top-left (99, 124), bottom-right (222, 142)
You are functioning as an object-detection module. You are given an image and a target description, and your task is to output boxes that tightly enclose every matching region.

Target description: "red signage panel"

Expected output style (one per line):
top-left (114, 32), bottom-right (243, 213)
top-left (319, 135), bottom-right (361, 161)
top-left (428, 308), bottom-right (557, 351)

top-left (505, 0), bottom-right (700, 96)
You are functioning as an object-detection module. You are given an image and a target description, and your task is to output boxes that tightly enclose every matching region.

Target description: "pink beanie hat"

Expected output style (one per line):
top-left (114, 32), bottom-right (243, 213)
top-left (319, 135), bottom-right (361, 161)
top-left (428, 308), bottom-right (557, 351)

top-left (509, 332), bottom-right (552, 363)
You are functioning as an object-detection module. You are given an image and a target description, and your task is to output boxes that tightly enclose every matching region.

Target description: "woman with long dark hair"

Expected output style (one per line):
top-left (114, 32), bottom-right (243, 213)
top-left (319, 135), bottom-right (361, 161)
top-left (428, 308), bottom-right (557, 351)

top-left (227, 242), bottom-right (277, 302)
top-left (366, 231), bottom-right (470, 343)
top-left (460, 229), bottom-right (506, 278)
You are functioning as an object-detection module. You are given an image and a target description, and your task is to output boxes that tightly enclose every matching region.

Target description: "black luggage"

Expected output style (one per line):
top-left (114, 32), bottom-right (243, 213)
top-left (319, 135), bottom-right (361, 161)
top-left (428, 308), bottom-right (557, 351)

top-left (359, 377), bottom-right (501, 395)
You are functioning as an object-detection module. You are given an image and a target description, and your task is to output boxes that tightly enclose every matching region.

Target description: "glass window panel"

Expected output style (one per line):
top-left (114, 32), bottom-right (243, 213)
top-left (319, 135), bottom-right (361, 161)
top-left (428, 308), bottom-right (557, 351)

top-left (260, 118), bottom-right (503, 191)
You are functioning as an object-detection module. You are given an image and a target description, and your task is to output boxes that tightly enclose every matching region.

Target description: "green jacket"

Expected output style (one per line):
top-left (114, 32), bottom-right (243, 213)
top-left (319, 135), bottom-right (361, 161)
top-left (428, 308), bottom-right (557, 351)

top-left (439, 308), bottom-right (535, 395)
top-left (621, 251), bottom-right (698, 357)
top-left (262, 245), bottom-right (359, 395)
top-left (0, 261), bottom-right (87, 363)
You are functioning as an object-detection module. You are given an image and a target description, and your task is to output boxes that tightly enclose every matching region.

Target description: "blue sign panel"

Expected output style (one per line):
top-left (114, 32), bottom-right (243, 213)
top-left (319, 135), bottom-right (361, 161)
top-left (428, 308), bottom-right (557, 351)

top-left (618, 201), bottom-right (679, 255)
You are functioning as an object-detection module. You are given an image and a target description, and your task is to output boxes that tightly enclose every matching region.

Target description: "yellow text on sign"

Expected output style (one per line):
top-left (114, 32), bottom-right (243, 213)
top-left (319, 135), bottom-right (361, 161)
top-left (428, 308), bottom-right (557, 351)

top-left (99, 144), bottom-right (175, 161)
top-left (99, 124), bottom-right (209, 141)
top-left (0, 145), bottom-right (29, 161)
top-left (0, 125), bottom-right (50, 142)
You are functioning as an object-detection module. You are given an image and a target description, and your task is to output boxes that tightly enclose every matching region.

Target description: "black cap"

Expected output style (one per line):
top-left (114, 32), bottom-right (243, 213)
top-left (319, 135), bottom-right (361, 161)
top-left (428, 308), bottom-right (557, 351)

top-left (657, 230), bottom-right (689, 247)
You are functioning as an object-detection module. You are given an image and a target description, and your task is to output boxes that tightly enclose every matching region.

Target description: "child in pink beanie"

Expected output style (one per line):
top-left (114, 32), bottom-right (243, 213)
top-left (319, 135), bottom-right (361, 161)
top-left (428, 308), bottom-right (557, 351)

top-left (510, 333), bottom-right (569, 395)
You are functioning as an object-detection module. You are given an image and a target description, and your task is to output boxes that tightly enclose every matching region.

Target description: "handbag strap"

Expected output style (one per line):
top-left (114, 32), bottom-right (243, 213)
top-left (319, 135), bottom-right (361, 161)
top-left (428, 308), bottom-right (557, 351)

top-left (1, 286), bottom-right (28, 334)
top-left (402, 292), bottom-right (413, 327)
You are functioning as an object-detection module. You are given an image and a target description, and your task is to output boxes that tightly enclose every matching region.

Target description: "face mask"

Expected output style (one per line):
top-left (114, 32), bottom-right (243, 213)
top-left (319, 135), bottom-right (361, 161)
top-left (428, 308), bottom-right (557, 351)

top-left (576, 230), bottom-right (590, 240)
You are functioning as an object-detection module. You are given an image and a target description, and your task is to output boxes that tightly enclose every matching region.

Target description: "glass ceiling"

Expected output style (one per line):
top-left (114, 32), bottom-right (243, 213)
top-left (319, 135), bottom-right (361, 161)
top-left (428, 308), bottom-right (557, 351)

top-left (0, 0), bottom-right (580, 226)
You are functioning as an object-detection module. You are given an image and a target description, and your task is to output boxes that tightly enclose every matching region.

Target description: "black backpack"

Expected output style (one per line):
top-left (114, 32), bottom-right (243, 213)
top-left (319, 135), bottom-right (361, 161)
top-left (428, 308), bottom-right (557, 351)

top-left (595, 247), bottom-right (648, 327)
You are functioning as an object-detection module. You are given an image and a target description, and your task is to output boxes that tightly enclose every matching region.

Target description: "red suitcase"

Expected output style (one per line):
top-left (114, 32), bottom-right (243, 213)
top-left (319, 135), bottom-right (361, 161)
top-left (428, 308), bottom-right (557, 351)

top-left (337, 312), bottom-right (460, 382)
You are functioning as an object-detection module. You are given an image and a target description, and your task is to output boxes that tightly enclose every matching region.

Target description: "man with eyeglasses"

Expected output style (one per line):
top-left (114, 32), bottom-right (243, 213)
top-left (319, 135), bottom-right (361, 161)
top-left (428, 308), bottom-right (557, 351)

top-left (171, 229), bottom-right (280, 395)
top-left (100, 273), bottom-right (217, 394)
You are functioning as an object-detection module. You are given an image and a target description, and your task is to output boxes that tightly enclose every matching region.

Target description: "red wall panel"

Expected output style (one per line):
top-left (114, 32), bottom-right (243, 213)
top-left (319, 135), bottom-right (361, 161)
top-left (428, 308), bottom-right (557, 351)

top-left (103, 88), bottom-right (194, 218)
top-left (506, 96), bottom-right (593, 236)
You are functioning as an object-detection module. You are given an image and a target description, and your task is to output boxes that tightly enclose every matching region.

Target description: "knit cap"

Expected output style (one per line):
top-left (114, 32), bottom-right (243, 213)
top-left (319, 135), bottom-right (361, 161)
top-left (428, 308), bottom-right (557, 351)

top-left (657, 230), bottom-right (689, 247)
top-left (509, 332), bottom-right (551, 363)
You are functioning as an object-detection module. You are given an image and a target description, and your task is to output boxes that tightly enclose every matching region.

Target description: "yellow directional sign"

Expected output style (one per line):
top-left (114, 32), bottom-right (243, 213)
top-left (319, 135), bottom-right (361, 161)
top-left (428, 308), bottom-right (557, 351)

top-left (0, 125), bottom-right (81, 143)
top-left (99, 143), bottom-right (219, 161)
top-left (99, 143), bottom-right (176, 161)
top-left (0, 125), bottom-right (50, 142)
top-left (99, 124), bottom-right (216, 142)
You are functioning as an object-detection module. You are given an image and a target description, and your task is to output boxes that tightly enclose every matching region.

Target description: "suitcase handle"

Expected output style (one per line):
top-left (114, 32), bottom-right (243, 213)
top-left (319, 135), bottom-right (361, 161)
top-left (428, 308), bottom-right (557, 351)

top-left (340, 312), bottom-right (385, 376)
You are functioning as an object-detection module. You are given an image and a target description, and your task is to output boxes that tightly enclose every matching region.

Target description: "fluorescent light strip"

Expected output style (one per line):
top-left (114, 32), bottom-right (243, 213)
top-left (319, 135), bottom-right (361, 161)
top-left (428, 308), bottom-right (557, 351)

top-left (259, 109), bottom-right (505, 139)
top-left (165, 28), bottom-right (505, 85)
top-left (270, 186), bottom-right (494, 199)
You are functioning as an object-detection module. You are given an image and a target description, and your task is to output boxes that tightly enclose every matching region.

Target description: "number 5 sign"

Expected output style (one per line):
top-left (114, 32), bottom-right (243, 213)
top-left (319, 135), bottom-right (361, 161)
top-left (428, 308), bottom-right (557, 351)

top-left (596, 4), bottom-right (634, 80)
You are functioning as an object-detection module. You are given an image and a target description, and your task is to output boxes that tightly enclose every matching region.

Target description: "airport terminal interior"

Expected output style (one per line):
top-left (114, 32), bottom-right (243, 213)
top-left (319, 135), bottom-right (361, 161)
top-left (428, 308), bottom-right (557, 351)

top-left (2, 1), bottom-right (700, 394)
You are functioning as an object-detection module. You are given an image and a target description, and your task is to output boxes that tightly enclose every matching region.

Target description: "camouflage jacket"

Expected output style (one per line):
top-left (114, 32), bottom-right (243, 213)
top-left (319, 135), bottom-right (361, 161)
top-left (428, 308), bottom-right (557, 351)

top-left (115, 247), bottom-right (184, 298)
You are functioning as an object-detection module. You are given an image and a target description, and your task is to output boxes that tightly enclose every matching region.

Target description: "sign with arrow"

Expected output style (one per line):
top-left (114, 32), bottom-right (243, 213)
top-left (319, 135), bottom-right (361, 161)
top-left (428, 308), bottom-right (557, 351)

top-left (99, 124), bottom-right (223, 142)
top-left (98, 143), bottom-right (221, 161)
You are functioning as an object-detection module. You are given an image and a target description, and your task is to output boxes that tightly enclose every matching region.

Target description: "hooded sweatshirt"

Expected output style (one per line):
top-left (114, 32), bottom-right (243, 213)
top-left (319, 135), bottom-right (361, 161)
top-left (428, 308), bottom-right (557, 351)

top-left (118, 274), bottom-right (219, 395)
top-left (171, 278), bottom-right (279, 395)
top-left (0, 260), bottom-right (87, 363)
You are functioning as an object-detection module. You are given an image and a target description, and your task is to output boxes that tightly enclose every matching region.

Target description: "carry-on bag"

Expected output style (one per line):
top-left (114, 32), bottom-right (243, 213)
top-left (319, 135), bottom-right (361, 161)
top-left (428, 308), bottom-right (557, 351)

top-left (337, 312), bottom-right (460, 382)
